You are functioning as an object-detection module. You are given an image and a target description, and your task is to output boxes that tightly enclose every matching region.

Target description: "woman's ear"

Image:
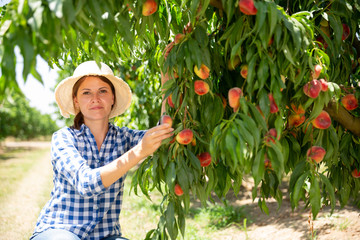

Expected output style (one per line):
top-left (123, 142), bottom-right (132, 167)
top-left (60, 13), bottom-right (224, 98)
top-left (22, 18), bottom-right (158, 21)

top-left (73, 96), bottom-right (79, 108)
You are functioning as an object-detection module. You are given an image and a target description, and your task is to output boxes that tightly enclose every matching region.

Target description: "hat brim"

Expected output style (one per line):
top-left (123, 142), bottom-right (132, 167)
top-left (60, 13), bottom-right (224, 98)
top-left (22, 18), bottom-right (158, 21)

top-left (55, 74), bottom-right (132, 119)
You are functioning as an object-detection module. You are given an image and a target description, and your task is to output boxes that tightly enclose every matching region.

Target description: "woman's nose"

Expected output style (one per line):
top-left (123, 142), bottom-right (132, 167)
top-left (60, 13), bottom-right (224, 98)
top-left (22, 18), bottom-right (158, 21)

top-left (91, 93), bottom-right (101, 102)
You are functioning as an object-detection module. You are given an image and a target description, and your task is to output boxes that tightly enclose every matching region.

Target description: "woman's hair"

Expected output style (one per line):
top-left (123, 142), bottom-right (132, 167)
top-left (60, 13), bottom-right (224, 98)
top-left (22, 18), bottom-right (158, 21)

top-left (71, 75), bottom-right (116, 129)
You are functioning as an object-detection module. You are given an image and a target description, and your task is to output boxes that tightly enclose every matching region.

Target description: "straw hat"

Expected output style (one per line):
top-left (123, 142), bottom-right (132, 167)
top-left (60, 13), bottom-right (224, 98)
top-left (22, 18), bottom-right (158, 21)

top-left (55, 61), bottom-right (132, 119)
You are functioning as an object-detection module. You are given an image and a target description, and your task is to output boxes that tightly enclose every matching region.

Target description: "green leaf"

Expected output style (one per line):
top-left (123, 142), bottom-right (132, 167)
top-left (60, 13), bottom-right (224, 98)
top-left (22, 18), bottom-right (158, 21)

top-left (165, 201), bottom-right (177, 240)
top-left (319, 173), bottom-right (336, 214)
top-left (291, 171), bottom-right (309, 209)
top-left (309, 175), bottom-right (321, 219)
top-left (252, 148), bottom-right (265, 186)
top-left (165, 161), bottom-right (176, 192)
top-left (289, 161), bottom-right (307, 190)
top-left (185, 148), bottom-right (201, 170)
top-left (194, 25), bottom-right (208, 47)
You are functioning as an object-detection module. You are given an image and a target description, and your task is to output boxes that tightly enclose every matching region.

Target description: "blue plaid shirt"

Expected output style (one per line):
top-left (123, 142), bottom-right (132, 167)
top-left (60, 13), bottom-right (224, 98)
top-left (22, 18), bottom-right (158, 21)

top-left (31, 123), bottom-right (146, 240)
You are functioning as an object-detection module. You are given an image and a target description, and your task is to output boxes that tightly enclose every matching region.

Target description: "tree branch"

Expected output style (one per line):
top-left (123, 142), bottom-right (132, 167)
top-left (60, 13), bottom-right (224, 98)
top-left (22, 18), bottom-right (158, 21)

top-left (324, 100), bottom-right (360, 137)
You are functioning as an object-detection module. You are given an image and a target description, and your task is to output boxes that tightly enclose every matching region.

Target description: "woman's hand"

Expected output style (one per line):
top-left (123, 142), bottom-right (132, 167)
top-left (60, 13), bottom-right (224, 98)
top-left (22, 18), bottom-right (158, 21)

top-left (136, 124), bottom-right (174, 159)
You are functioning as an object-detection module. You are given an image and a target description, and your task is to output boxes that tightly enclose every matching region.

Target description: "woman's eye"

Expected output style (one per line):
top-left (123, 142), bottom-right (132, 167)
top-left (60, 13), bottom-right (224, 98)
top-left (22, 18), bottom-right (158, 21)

top-left (82, 91), bottom-right (90, 95)
top-left (100, 89), bottom-right (108, 94)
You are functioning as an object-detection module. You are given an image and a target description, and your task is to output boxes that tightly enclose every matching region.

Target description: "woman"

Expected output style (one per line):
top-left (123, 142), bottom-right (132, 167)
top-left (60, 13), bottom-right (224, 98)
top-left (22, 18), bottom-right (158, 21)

top-left (30, 61), bottom-right (173, 240)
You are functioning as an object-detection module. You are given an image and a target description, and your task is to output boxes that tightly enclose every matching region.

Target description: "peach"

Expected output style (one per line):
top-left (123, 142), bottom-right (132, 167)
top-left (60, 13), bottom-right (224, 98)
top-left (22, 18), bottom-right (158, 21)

top-left (142, 0), bottom-right (158, 16)
top-left (268, 93), bottom-right (279, 113)
top-left (239, 0), bottom-right (257, 15)
top-left (351, 169), bottom-right (360, 178)
top-left (174, 184), bottom-right (184, 196)
top-left (174, 33), bottom-right (185, 45)
top-left (240, 65), bottom-right (248, 79)
top-left (342, 23), bottom-right (350, 41)
top-left (316, 35), bottom-right (328, 49)
top-left (176, 129), bottom-right (193, 145)
top-left (265, 128), bottom-right (278, 146)
top-left (312, 110), bottom-right (331, 129)
top-left (264, 154), bottom-right (272, 169)
top-left (191, 138), bottom-right (196, 146)
top-left (194, 64), bottom-right (210, 79)
top-left (303, 79), bottom-right (322, 98)
top-left (160, 115), bottom-right (173, 127)
top-left (341, 94), bottom-right (358, 111)
top-left (164, 41), bottom-right (175, 60)
top-left (228, 56), bottom-right (241, 70)
top-left (319, 78), bottom-right (329, 92)
top-left (291, 103), bottom-right (305, 115)
top-left (307, 146), bottom-right (326, 163)
top-left (194, 80), bottom-right (210, 96)
top-left (288, 114), bottom-right (306, 128)
top-left (228, 87), bottom-right (243, 112)
top-left (312, 64), bottom-right (322, 79)
top-left (167, 94), bottom-right (175, 108)
top-left (197, 152), bottom-right (212, 167)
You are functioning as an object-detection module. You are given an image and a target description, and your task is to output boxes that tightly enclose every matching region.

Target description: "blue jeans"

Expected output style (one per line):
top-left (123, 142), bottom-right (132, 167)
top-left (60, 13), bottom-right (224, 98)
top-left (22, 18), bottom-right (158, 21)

top-left (31, 229), bottom-right (129, 240)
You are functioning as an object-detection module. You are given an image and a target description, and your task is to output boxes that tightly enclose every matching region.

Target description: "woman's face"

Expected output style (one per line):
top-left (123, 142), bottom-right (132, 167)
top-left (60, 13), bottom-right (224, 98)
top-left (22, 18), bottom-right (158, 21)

top-left (74, 76), bottom-right (115, 122)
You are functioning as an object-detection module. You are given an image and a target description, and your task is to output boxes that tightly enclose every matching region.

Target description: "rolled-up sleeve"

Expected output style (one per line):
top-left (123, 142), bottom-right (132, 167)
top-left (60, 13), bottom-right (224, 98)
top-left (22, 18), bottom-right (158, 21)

top-left (51, 130), bottom-right (106, 198)
top-left (124, 127), bottom-right (147, 149)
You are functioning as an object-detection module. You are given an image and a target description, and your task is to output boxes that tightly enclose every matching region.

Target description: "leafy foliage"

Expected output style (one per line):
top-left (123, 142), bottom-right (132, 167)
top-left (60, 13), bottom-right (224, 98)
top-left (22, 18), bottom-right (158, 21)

top-left (1, 0), bottom-right (360, 239)
top-left (0, 91), bottom-right (58, 140)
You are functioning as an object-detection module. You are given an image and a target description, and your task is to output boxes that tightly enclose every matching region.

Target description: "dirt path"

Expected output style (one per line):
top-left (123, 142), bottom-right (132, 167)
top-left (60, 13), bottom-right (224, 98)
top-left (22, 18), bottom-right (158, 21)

top-left (1, 141), bottom-right (359, 240)
top-left (208, 180), bottom-right (360, 240)
top-left (0, 142), bottom-right (52, 240)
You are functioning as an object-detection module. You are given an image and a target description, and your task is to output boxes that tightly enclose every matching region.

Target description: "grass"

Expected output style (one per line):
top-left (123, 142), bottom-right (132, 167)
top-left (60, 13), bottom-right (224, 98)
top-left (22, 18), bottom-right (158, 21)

top-left (0, 147), bottom-right (49, 201)
top-left (120, 171), bottom-right (251, 240)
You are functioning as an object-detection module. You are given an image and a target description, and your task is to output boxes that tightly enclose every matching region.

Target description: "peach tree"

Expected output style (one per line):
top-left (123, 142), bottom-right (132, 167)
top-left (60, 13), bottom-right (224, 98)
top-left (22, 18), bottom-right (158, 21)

top-left (1, 0), bottom-right (360, 239)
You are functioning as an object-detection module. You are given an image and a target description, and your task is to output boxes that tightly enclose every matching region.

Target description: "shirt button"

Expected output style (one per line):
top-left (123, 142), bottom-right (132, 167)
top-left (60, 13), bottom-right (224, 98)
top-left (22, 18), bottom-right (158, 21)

top-left (94, 205), bottom-right (98, 210)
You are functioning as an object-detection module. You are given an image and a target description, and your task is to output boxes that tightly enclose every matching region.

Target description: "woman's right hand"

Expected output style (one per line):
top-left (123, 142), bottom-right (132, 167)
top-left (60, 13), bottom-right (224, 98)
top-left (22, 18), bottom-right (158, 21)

top-left (136, 124), bottom-right (174, 159)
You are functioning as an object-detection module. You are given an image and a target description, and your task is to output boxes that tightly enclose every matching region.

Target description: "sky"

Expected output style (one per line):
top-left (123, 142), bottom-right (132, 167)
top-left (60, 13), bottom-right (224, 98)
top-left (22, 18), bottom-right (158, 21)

top-left (15, 51), bottom-right (59, 116)
top-left (0, 0), bottom-right (10, 7)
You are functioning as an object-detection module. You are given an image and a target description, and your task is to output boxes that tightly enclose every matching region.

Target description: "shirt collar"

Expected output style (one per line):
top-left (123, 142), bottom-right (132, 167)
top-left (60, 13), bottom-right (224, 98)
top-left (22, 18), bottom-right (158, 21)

top-left (74, 123), bottom-right (115, 137)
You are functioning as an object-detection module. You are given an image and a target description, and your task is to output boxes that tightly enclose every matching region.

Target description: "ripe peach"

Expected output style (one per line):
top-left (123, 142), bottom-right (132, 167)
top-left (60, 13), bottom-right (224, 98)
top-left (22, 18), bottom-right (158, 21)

top-left (194, 64), bottom-right (210, 80)
top-left (142, 0), bottom-right (158, 16)
top-left (160, 115), bottom-right (173, 127)
top-left (319, 78), bottom-right (329, 92)
top-left (240, 65), bottom-right (248, 79)
top-left (265, 128), bottom-right (278, 146)
top-left (342, 23), bottom-right (350, 41)
top-left (191, 138), bottom-right (196, 146)
top-left (341, 94), bottom-right (358, 111)
top-left (303, 79), bottom-right (322, 98)
top-left (291, 103), bottom-right (305, 115)
top-left (167, 94), bottom-right (175, 108)
top-left (268, 93), bottom-right (279, 113)
top-left (351, 169), bottom-right (360, 178)
top-left (174, 33), bottom-right (185, 45)
top-left (239, 0), bottom-right (257, 15)
top-left (194, 80), bottom-right (210, 96)
top-left (174, 184), bottom-right (184, 196)
top-left (312, 110), bottom-right (331, 129)
top-left (176, 129), bottom-right (193, 145)
top-left (228, 87), bottom-right (243, 112)
top-left (228, 56), bottom-right (241, 70)
top-left (288, 114), bottom-right (306, 128)
top-left (197, 152), bottom-right (212, 167)
top-left (316, 35), bottom-right (328, 49)
top-left (312, 64), bottom-right (322, 79)
top-left (164, 41), bottom-right (175, 60)
top-left (307, 146), bottom-right (326, 163)
top-left (264, 154), bottom-right (272, 169)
